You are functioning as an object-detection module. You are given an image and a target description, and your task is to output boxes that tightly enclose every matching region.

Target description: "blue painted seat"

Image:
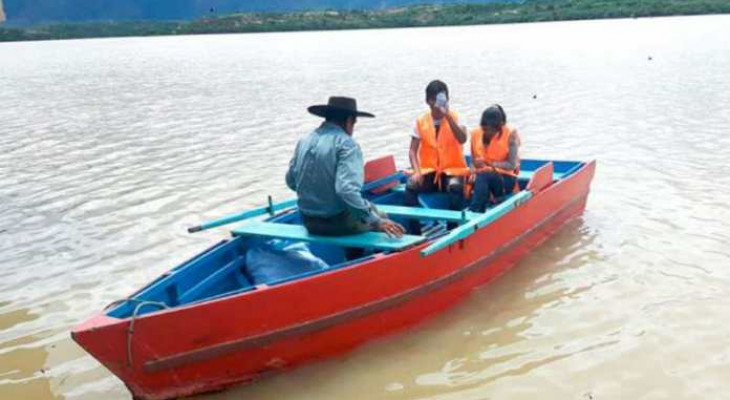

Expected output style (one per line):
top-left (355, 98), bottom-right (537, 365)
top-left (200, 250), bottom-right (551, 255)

top-left (388, 184), bottom-right (459, 210)
top-left (232, 222), bottom-right (424, 251)
top-left (417, 192), bottom-right (454, 210)
top-left (377, 205), bottom-right (478, 223)
top-left (388, 184), bottom-right (458, 209)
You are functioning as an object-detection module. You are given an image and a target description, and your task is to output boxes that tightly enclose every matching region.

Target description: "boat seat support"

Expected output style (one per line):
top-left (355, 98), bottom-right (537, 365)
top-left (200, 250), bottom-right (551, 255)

top-left (232, 222), bottom-right (424, 251)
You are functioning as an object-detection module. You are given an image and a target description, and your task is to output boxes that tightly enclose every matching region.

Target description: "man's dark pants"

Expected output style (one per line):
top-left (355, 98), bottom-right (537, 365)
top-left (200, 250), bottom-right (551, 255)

top-left (302, 206), bottom-right (384, 260)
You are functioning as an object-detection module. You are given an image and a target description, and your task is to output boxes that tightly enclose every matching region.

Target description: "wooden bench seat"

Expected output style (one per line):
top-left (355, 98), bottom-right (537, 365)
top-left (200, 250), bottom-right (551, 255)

top-left (377, 205), bottom-right (479, 223)
top-left (232, 222), bottom-right (424, 251)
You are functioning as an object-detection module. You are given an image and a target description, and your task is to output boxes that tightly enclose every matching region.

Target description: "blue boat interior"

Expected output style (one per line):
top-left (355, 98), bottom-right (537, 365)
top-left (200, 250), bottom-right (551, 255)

top-left (107, 159), bottom-right (584, 319)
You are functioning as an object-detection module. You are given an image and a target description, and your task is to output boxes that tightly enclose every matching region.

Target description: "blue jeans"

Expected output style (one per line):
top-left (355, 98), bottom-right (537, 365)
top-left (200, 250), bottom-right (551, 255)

top-left (469, 172), bottom-right (516, 212)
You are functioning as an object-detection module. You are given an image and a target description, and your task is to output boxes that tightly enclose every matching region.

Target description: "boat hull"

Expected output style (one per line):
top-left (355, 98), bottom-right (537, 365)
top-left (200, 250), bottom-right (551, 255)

top-left (72, 161), bottom-right (595, 400)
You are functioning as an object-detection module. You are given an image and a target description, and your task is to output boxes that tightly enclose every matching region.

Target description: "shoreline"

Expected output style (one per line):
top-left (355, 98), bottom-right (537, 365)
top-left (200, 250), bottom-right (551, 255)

top-left (2, 0), bottom-right (730, 43)
top-left (0, 14), bottom-right (725, 46)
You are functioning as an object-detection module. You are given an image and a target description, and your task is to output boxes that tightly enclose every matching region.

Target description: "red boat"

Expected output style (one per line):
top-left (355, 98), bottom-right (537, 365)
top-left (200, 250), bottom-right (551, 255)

top-left (72, 156), bottom-right (596, 400)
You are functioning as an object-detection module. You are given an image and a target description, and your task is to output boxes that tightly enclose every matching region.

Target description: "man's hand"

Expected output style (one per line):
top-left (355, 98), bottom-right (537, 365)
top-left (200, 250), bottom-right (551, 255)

top-left (377, 219), bottom-right (406, 238)
top-left (411, 172), bottom-right (424, 185)
top-left (443, 111), bottom-right (467, 144)
top-left (473, 159), bottom-right (486, 169)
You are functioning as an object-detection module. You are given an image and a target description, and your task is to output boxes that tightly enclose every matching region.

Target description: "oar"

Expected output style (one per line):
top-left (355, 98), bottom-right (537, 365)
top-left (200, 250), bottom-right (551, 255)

top-left (187, 198), bottom-right (298, 233)
top-left (188, 171), bottom-right (405, 233)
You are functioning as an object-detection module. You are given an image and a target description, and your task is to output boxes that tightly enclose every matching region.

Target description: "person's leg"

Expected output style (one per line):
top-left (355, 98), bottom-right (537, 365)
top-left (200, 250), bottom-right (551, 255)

top-left (302, 211), bottom-right (370, 261)
top-left (442, 176), bottom-right (465, 229)
top-left (341, 210), bottom-right (373, 235)
top-left (302, 214), bottom-right (331, 236)
top-left (493, 175), bottom-right (516, 204)
top-left (485, 171), bottom-right (506, 204)
top-left (339, 211), bottom-right (372, 260)
top-left (445, 176), bottom-right (465, 211)
top-left (302, 210), bottom-right (369, 237)
top-left (470, 172), bottom-right (507, 212)
top-left (469, 172), bottom-right (491, 212)
top-left (404, 172), bottom-right (436, 206)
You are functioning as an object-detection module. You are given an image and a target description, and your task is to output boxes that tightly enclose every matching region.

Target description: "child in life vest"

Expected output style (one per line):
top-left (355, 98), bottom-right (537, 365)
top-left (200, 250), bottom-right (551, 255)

top-left (469, 104), bottom-right (521, 212)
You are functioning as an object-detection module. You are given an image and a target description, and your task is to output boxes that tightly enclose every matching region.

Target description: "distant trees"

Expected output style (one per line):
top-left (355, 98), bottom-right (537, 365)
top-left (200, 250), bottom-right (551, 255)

top-left (2, 0), bottom-right (730, 42)
top-left (1, 0), bottom-right (508, 24)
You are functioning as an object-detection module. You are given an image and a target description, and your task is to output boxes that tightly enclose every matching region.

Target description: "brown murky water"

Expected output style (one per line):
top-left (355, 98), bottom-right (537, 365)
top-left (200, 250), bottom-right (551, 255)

top-left (2, 15), bottom-right (730, 400)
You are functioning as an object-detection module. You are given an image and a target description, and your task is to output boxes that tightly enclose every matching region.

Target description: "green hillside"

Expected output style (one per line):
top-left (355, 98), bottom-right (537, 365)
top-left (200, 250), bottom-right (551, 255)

top-left (2, 0), bottom-right (729, 42)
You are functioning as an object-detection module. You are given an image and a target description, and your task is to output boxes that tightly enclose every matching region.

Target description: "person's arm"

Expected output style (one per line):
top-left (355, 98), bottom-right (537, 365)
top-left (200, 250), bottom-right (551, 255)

top-left (408, 137), bottom-right (421, 172)
top-left (408, 136), bottom-right (425, 183)
top-left (443, 112), bottom-right (467, 144)
top-left (471, 132), bottom-right (486, 169)
top-left (490, 129), bottom-right (520, 171)
top-left (334, 139), bottom-right (381, 226)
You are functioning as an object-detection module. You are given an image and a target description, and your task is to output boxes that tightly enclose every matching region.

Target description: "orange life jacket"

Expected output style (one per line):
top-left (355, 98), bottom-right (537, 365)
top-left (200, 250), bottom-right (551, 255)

top-left (470, 124), bottom-right (520, 177)
top-left (415, 111), bottom-right (469, 177)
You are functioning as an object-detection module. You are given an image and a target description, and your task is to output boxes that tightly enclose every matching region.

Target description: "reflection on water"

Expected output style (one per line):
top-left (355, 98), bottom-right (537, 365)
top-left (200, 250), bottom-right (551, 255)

top-left (0, 308), bottom-right (39, 333)
top-left (0, 328), bottom-right (58, 400)
top-left (1, 14), bottom-right (730, 400)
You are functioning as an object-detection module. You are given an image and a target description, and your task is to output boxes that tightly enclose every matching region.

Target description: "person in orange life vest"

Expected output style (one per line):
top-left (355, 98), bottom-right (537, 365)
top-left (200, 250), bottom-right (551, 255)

top-left (468, 104), bottom-right (521, 213)
top-left (405, 80), bottom-right (469, 232)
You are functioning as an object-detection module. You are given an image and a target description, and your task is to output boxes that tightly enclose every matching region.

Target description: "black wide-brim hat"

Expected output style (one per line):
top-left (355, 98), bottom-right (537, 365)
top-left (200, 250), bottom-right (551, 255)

top-left (308, 96), bottom-right (375, 118)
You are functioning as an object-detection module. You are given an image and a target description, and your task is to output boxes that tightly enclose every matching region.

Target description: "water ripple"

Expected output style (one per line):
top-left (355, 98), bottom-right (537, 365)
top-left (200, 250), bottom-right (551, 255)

top-left (2, 14), bottom-right (730, 400)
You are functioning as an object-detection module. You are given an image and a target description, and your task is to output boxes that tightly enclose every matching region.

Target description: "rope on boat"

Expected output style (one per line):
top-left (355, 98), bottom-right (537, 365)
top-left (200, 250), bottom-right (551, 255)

top-left (104, 297), bottom-right (170, 368)
top-left (126, 300), bottom-right (169, 368)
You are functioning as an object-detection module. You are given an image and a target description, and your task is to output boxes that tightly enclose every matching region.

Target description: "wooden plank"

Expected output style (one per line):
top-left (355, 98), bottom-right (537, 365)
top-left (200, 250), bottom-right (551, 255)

top-left (420, 191), bottom-right (532, 257)
top-left (232, 223), bottom-right (424, 251)
top-left (377, 205), bottom-right (478, 223)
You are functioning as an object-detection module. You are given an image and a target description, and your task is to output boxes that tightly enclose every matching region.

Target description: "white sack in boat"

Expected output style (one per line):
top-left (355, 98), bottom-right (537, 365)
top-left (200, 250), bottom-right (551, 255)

top-left (246, 240), bottom-right (328, 285)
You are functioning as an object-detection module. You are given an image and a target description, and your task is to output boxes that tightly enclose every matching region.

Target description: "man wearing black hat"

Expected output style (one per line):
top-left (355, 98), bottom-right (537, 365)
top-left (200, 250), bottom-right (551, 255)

top-left (286, 97), bottom-right (405, 238)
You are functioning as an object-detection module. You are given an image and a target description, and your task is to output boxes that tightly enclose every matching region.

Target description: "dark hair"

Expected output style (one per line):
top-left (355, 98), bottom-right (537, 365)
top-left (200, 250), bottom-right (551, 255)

top-left (325, 110), bottom-right (354, 126)
top-left (425, 80), bottom-right (449, 102)
top-left (480, 104), bottom-right (507, 128)
top-left (496, 104), bottom-right (506, 123)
